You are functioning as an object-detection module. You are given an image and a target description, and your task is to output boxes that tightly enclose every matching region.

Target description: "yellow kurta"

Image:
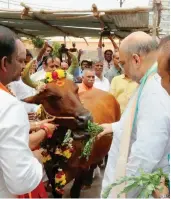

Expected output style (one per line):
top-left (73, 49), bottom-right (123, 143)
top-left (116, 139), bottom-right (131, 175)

top-left (110, 74), bottom-right (138, 114)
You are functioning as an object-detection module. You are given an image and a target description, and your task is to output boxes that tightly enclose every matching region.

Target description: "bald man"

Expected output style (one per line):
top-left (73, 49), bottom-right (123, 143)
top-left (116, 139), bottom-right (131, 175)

top-left (99, 32), bottom-right (170, 198)
top-left (78, 69), bottom-right (95, 95)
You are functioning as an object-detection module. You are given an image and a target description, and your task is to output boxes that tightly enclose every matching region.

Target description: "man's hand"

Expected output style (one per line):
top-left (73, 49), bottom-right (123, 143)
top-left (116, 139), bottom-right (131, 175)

top-left (78, 49), bottom-right (83, 55)
top-left (36, 118), bottom-right (55, 129)
top-left (152, 177), bottom-right (169, 198)
top-left (43, 41), bottom-right (49, 49)
top-left (97, 123), bottom-right (113, 139)
top-left (28, 112), bottom-right (37, 121)
top-left (43, 123), bottom-right (58, 137)
top-left (107, 35), bottom-right (113, 40)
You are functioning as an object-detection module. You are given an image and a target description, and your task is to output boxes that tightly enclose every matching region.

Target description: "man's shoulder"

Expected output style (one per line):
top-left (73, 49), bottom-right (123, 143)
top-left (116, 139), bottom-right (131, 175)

top-left (144, 74), bottom-right (166, 95)
top-left (0, 91), bottom-right (26, 120)
top-left (0, 89), bottom-right (18, 102)
top-left (111, 74), bottom-right (124, 82)
top-left (141, 74), bottom-right (169, 110)
top-left (0, 90), bottom-right (22, 110)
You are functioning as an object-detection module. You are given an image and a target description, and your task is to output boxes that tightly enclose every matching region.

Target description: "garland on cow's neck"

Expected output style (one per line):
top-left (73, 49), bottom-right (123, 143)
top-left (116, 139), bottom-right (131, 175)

top-left (41, 129), bottom-right (74, 195)
top-left (37, 105), bottom-right (104, 195)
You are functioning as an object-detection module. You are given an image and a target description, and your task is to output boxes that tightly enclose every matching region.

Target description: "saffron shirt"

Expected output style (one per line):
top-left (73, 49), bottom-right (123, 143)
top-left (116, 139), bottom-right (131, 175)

top-left (0, 84), bottom-right (42, 197)
top-left (101, 74), bottom-right (170, 198)
top-left (78, 82), bottom-right (95, 95)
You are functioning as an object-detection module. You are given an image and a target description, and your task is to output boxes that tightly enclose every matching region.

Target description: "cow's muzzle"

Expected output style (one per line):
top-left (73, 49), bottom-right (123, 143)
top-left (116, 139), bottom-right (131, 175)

top-left (76, 112), bottom-right (93, 129)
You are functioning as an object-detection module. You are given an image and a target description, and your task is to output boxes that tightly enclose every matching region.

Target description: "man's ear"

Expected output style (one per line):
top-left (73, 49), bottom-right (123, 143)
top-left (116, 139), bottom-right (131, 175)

top-left (0, 57), bottom-right (8, 72)
top-left (132, 54), bottom-right (141, 66)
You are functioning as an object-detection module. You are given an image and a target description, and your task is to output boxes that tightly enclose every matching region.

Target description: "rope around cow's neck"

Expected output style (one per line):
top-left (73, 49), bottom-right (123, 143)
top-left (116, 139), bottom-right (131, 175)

top-left (37, 104), bottom-right (75, 121)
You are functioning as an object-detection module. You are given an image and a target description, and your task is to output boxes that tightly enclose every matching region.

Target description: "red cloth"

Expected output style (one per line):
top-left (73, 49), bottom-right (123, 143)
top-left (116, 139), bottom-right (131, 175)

top-left (18, 181), bottom-right (48, 198)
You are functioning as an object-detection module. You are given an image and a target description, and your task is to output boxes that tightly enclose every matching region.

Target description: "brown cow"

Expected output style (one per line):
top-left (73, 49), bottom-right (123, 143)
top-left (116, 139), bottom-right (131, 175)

top-left (22, 61), bottom-right (120, 198)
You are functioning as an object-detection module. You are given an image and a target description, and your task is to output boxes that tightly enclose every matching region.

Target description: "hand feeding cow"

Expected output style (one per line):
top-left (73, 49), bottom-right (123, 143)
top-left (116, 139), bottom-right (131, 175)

top-left (22, 60), bottom-right (121, 198)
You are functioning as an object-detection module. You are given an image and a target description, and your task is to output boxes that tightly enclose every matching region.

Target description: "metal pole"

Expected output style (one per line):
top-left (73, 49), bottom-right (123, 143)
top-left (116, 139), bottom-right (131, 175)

top-left (120, 0), bottom-right (122, 7)
top-left (152, 0), bottom-right (161, 38)
top-left (8, 0), bottom-right (9, 8)
top-left (119, 0), bottom-right (126, 8)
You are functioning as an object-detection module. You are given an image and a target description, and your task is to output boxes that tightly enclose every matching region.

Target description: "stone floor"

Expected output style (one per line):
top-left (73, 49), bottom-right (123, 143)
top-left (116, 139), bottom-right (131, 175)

top-left (63, 167), bottom-right (105, 198)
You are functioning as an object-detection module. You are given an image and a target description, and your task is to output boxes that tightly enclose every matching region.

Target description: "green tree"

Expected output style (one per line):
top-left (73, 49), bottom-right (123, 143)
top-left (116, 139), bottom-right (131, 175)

top-left (52, 41), bottom-right (61, 58)
top-left (31, 37), bottom-right (44, 49)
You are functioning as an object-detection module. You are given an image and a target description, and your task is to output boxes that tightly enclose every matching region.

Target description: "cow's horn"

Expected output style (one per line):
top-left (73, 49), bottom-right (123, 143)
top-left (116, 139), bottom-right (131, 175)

top-left (22, 60), bottom-right (38, 89)
top-left (66, 52), bottom-right (79, 75)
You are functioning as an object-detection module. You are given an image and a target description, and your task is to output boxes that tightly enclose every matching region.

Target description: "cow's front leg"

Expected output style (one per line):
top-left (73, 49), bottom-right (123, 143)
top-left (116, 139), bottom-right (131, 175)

top-left (70, 169), bottom-right (86, 198)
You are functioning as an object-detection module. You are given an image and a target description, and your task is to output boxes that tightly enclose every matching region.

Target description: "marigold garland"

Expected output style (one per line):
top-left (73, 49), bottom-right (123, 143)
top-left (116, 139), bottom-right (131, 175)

top-left (41, 129), bottom-right (74, 195)
top-left (45, 69), bottom-right (67, 83)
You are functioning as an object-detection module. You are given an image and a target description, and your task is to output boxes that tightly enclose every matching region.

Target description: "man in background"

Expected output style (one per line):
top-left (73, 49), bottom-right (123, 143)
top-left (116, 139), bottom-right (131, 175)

top-left (78, 69), bottom-right (95, 95)
top-left (93, 60), bottom-right (110, 92)
top-left (110, 73), bottom-right (138, 114)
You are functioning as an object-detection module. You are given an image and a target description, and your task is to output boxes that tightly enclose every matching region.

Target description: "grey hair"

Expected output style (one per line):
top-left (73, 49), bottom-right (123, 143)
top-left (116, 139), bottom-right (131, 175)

top-left (82, 68), bottom-right (95, 77)
top-left (91, 58), bottom-right (103, 65)
top-left (124, 38), bottom-right (158, 56)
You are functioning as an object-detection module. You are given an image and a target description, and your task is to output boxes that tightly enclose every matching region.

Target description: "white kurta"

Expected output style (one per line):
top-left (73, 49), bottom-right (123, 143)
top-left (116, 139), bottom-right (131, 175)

top-left (0, 90), bottom-right (42, 197)
top-left (94, 76), bottom-right (110, 92)
top-left (101, 74), bottom-right (170, 198)
top-left (8, 79), bottom-right (38, 113)
top-left (31, 69), bottom-right (46, 81)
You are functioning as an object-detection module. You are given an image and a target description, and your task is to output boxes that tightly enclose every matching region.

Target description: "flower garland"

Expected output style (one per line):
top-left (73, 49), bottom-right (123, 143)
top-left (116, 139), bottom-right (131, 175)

top-left (55, 169), bottom-right (66, 195)
top-left (41, 129), bottom-right (74, 195)
top-left (41, 150), bottom-right (52, 164)
top-left (44, 69), bottom-right (67, 84)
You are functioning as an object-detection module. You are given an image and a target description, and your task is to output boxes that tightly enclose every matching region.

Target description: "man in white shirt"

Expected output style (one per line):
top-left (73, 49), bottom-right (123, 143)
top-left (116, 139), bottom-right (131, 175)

top-left (98, 32), bottom-right (170, 198)
top-left (0, 26), bottom-right (42, 197)
top-left (31, 55), bottom-right (61, 81)
top-left (97, 35), bottom-right (120, 82)
top-left (93, 60), bottom-right (110, 92)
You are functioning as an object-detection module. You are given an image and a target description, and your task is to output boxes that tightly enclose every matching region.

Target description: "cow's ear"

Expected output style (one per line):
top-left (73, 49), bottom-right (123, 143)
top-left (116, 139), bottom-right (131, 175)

top-left (23, 95), bottom-right (41, 105)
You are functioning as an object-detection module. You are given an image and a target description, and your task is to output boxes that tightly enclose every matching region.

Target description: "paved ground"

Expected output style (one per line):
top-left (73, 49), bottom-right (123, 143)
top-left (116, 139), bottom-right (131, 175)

top-left (63, 167), bottom-right (105, 198)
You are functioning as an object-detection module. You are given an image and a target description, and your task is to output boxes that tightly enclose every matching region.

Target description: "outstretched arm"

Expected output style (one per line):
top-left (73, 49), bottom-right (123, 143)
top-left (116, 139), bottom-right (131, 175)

top-left (108, 35), bottom-right (119, 51)
top-left (37, 41), bottom-right (49, 62)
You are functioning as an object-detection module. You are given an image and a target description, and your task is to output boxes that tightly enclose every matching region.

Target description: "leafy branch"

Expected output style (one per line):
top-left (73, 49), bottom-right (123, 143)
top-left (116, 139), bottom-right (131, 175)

top-left (102, 168), bottom-right (169, 198)
top-left (81, 121), bottom-right (103, 160)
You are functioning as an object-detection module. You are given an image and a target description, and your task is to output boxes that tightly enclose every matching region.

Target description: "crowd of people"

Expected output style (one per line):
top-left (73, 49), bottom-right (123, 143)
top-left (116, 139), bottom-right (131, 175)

top-left (0, 24), bottom-right (170, 198)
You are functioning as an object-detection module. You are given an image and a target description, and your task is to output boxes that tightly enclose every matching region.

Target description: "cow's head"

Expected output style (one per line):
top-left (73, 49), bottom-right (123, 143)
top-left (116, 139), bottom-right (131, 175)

top-left (22, 60), bottom-right (92, 129)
